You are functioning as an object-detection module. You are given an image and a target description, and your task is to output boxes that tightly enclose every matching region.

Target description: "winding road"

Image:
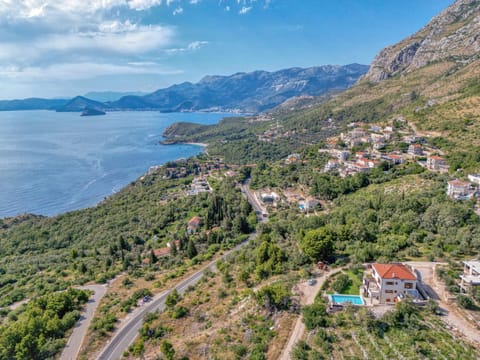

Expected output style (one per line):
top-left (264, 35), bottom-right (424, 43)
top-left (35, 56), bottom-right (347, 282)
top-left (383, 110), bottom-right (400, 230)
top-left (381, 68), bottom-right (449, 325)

top-left (96, 181), bottom-right (266, 360)
top-left (61, 284), bottom-right (107, 360)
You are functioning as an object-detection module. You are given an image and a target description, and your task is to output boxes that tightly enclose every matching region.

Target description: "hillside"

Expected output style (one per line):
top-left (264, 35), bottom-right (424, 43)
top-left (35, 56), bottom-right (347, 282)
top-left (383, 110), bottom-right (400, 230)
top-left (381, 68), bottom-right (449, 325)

top-left (109, 64), bottom-right (368, 113)
top-left (0, 98), bottom-right (68, 111)
top-left (165, 0), bottom-right (480, 169)
top-left (56, 96), bottom-right (108, 112)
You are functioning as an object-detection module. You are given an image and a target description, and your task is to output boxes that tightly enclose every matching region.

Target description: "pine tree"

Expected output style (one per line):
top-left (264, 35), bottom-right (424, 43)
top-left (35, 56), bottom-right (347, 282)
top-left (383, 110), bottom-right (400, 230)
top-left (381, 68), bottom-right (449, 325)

top-left (186, 239), bottom-right (198, 259)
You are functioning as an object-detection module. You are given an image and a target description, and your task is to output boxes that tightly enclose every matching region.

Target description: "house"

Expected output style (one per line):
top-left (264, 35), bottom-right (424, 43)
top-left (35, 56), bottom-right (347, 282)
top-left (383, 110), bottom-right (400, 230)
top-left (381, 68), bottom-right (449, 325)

top-left (408, 144), bottom-right (423, 156)
top-left (426, 155), bottom-right (449, 172)
top-left (187, 216), bottom-right (202, 234)
top-left (299, 197), bottom-right (319, 211)
top-left (336, 150), bottom-right (350, 162)
top-left (285, 153), bottom-right (300, 165)
top-left (260, 191), bottom-right (280, 204)
top-left (447, 179), bottom-right (475, 200)
top-left (382, 154), bottom-right (404, 165)
top-left (468, 174), bottom-right (480, 185)
top-left (324, 159), bottom-right (340, 172)
top-left (363, 263), bottom-right (418, 304)
top-left (460, 260), bottom-right (480, 292)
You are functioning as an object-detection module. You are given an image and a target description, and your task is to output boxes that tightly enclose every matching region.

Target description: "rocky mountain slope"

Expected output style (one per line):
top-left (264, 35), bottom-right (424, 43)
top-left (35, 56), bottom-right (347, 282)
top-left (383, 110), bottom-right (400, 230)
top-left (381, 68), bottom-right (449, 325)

top-left (109, 64), bottom-right (368, 113)
top-left (0, 98), bottom-right (68, 111)
top-left (366, 0), bottom-right (480, 82)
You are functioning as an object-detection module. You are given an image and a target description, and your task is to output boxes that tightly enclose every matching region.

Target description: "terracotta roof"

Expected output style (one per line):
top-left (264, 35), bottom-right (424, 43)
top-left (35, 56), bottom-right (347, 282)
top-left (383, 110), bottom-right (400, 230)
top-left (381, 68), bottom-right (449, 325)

top-left (188, 216), bottom-right (201, 228)
top-left (428, 155), bottom-right (445, 161)
top-left (372, 263), bottom-right (416, 281)
top-left (448, 179), bottom-right (471, 187)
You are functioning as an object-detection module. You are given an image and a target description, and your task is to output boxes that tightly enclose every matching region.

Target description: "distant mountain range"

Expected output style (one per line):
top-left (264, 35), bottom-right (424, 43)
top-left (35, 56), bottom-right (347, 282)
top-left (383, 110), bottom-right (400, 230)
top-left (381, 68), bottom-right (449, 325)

top-left (0, 64), bottom-right (368, 114)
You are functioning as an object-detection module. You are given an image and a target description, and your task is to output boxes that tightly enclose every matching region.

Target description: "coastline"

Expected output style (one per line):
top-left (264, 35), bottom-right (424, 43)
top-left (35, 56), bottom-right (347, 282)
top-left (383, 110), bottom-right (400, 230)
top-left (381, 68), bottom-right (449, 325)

top-left (185, 142), bottom-right (208, 147)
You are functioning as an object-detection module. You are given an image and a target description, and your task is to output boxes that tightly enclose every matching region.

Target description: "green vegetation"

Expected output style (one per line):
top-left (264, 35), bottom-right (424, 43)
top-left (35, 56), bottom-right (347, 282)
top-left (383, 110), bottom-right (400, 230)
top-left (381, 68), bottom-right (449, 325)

top-left (0, 160), bottom-right (255, 308)
top-left (299, 298), bottom-right (477, 359)
top-left (0, 288), bottom-right (89, 359)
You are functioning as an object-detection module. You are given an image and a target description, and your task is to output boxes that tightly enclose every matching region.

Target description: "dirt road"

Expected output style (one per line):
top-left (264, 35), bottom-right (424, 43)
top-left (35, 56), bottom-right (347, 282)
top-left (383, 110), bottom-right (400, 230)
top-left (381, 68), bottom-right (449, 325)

top-left (408, 262), bottom-right (480, 348)
top-left (279, 268), bottom-right (343, 360)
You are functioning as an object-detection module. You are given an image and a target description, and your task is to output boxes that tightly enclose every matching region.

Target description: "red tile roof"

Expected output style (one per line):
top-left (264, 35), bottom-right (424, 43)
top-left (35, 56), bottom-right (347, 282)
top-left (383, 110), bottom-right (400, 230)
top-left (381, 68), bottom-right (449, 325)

top-left (372, 263), bottom-right (416, 281)
top-left (188, 216), bottom-right (201, 228)
top-left (448, 179), bottom-right (471, 187)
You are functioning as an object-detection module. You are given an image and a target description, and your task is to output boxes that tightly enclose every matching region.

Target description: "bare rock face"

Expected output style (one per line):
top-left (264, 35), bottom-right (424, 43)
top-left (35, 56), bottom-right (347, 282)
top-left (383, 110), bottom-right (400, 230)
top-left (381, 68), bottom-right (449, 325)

top-left (366, 0), bottom-right (480, 82)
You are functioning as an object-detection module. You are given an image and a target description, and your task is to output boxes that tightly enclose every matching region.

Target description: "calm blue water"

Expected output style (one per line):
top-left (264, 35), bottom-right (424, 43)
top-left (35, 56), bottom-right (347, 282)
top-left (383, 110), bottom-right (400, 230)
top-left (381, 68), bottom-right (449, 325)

top-left (0, 110), bottom-right (228, 218)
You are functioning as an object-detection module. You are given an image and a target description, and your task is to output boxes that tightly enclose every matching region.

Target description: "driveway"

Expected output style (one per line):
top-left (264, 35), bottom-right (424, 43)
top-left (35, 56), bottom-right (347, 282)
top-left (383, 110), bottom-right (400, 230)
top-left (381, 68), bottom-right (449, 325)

top-left (61, 284), bottom-right (107, 360)
top-left (279, 267), bottom-right (343, 360)
top-left (408, 262), bottom-right (480, 348)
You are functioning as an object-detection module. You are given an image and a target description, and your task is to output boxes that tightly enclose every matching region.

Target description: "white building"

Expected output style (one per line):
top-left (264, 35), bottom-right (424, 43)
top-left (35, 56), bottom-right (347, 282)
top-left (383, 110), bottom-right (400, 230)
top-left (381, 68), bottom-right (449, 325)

top-left (468, 174), bottom-right (480, 185)
top-left (299, 197), bottom-right (319, 211)
top-left (363, 263), bottom-right (418, 304)
top-left (461, 260), bottom-right (480, 292)
top-left (447, 179), bottom-right (475, 200)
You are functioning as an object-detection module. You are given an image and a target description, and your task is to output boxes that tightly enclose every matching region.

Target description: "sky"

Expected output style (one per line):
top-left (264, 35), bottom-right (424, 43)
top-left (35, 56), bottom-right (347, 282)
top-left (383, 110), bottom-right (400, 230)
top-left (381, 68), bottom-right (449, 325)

top-left (0, 0), bottom-right (454, 99)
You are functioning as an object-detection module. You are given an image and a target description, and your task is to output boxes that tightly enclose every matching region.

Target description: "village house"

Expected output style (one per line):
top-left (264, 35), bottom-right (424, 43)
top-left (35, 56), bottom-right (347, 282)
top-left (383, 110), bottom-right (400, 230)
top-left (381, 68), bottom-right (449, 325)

top-left (468, 174), bottom-right (480, 185)
top-left (324, 159), bottom-right (340, 172)
top-left (426, 155), bottom-right (449, 173)
top-left (408, 143), bottom-right (423, 156)
top-left (187, 216), bottom-right (202, 234)
top-left (299, 197), bottom-right (319, 211)
top-left (447, 179), bottom-right (476, 200)
top-left (363, 263), bottom-right (418, 304)
top-left (260, 191), bottom-right (281, 204)
top-left (382, 153), bottom-right (404, 165)
top-left (460, 260), bottom-right (480, 292)
top-left (285, 153), bottom-right (300, 165)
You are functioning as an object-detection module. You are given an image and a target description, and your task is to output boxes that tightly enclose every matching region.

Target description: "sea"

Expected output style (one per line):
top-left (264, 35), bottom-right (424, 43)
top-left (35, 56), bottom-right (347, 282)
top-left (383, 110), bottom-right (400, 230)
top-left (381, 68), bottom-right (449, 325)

top-left (0, 110), bottom-right (229, 218)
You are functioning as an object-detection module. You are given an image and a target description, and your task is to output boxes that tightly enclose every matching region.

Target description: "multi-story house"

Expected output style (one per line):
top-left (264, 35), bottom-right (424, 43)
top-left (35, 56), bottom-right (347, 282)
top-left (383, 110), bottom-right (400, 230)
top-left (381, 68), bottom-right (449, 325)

top-left (363, 263), bottom-right (417, 303)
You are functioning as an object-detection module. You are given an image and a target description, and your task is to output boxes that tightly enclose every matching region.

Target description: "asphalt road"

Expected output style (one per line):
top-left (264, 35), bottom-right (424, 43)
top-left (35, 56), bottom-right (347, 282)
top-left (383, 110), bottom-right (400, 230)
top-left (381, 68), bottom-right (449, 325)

top-left (61, 284), bottom-right (107, 360)
top-left (96, 181), bottom-right (265, 360)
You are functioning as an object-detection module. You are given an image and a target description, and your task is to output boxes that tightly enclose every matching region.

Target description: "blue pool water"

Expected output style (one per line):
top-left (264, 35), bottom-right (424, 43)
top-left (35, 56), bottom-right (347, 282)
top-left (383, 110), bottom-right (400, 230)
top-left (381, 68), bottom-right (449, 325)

top-left (329, 294), bottom-right (365, 305)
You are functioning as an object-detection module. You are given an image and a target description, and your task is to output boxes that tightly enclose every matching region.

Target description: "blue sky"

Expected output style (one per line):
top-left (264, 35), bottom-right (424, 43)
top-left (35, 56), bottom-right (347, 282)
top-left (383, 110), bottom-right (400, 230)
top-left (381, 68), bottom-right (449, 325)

top-left (0, 0), bottom-right (453, 99)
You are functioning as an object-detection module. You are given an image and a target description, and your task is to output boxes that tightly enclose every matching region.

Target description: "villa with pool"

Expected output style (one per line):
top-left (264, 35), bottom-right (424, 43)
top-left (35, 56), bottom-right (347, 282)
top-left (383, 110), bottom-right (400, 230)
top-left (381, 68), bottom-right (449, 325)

top-left (327, 263), bottom-right (420, 308)
top-left (362, 263), bottom-right (419, 304)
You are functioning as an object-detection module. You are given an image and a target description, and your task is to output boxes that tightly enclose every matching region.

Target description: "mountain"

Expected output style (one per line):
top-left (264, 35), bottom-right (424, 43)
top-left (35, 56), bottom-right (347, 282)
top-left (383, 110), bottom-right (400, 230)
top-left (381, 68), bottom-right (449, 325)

top-left (84, 91), bottom-right (148, 102)
top-left (0, 98), bottom-right (69, 111)
top-left (56, 96), bottom-right (108, 112)
top-left (163, 0), bottom-right (480, 169)
top-left (366, 0), bottom-right (480, 82)
top-left (110, 64), bottom-right (369, 113)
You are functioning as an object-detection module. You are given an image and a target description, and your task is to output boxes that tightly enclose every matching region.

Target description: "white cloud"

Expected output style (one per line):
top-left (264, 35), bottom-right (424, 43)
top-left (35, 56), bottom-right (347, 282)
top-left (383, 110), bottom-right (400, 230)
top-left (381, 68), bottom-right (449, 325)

top-left (166, 40), bottom-right (208, 55)
top-left (128, 0), bottom-right (162, 11)
top-left (225, 6), bottom-right (230, 11)
top-left (173, 7), bottom-right (183, 15)
top-left (238, 6), bottom-right (252, 15)
top-left (189, 0), bottom-right (200, 4)
top-left (0, 62), bottom-right (182, 81)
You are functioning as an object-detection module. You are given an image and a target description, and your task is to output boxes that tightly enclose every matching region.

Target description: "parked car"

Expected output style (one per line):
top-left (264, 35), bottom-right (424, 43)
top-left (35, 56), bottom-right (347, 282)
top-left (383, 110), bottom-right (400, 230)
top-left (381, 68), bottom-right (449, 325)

top-left (307, 278), bottom-right (317, 286)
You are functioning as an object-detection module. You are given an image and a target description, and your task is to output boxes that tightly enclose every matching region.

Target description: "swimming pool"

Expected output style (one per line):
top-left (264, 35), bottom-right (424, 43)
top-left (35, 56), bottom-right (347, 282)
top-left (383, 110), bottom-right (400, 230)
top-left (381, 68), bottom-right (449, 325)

top-left (329, 294), bottom-right (365, 306)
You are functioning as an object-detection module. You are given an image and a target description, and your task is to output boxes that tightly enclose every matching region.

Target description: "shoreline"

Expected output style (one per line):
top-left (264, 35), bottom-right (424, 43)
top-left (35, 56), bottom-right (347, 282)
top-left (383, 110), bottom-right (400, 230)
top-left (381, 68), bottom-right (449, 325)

top-left (185, 142), bottom-right (208, 147)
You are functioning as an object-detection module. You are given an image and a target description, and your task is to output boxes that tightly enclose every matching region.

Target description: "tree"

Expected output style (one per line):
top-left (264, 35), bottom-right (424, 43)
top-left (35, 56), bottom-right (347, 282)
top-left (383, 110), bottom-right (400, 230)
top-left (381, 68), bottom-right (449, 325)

top-left (149, 250), bottom-right (158, 264)
top-left (186, 239), bottom-right (198, 259)
top-left (300, 227), bottom-right (334, 262)
top-left (160, 340), bottom-right (175, 360)
top-left (165, 289), bottom-right (181, 308)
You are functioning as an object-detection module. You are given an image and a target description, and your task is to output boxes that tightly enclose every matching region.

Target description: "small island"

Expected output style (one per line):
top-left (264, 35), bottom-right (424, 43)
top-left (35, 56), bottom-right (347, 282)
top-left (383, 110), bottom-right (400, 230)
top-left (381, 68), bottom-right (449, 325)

top-left (81, 107), bottom-right (106, 116)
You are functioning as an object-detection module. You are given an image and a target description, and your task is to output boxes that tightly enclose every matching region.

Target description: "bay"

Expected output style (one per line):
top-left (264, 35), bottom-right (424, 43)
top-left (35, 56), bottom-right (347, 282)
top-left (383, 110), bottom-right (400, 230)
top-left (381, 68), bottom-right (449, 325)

top-left (0, 110), bottom-right (228, 218)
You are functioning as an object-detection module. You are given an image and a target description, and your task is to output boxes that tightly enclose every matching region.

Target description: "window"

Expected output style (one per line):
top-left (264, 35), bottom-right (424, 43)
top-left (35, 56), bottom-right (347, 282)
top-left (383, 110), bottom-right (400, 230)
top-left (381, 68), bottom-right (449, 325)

top-left (405, 282), bottom-right (413, 289)
top-left (386, 281), bottom-right (394, 285)
top-left (385, 290), bottom-right (393, 293)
